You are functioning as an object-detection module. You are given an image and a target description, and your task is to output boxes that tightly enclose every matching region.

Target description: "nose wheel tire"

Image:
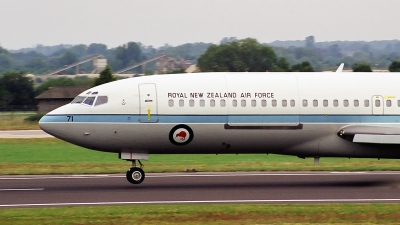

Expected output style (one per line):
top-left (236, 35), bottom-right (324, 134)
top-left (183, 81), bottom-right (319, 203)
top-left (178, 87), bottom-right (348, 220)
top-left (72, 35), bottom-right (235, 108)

top-left (126, 167), bottom-right (145, 184)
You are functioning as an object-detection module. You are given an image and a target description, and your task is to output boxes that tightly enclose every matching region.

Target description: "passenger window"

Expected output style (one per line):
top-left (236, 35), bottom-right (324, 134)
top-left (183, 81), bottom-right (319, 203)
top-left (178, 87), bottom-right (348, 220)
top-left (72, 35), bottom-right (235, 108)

top-left (200, 99), bottom-right (205, 107)
top-left (398, 100), bottom-right (400, 107)
top-left (83, 97), bottom-right (96, 106)
top-left (261, 99), bottom-right (267, 107)
top-left (94, 96), bottom-right (108, 106)
top-left (71, 96), bottom-right (86, 104)
top-left (210, 99), bottom-right (215, 107)
top-left (232, 100), bottom-right (237, 107)
top-left (290, 100), bottom-right (295, 107)
top-left (375, 99), bottom-right (381, 107)
top-left (313, 100), bottom-right (318, 107)
top-left (302, 99), bottom-right (308, 107)
top-left (272, 99), bottom-right (277, 107)
top-left (333, 99), bottom-right (338, 107)
top-left (189, 99), bottom-right (194, 107)
top-left (354, 100), bottom-right (359, 107)
top-left (168, 99), bottom-right (174, 107)
top-left (241, 99), bottom-right (246, 107)
top-left (387, 100), bottom-right (392, 107)
top-left (251, 99), bottom-right (256, 107)
top-left (344, 99), bottom-right (349, 107)
top-left (282, 100), bottom-right (287, 107)
top-left (220, 99), bottom-right (226, 107)
top-left (323, 99), bottom-right (328, 107)
top-left (364, 99), bottom-right (370, 107)
top-left (179, 99), bottom-right (184, 107)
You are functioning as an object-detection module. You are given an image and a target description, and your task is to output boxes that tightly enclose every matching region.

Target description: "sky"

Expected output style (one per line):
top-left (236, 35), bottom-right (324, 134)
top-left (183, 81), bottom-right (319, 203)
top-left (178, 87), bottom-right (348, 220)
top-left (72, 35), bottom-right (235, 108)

top-left (1, 0), bottom-right (400, 50)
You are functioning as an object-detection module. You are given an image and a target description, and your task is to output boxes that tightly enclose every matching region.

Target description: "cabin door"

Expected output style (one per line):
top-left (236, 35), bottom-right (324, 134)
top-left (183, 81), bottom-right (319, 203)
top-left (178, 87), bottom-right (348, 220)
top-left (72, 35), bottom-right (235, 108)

top-left (372, 95), bottom-right (384, 115)
top-left (139, 83), bottom-right (158, 123)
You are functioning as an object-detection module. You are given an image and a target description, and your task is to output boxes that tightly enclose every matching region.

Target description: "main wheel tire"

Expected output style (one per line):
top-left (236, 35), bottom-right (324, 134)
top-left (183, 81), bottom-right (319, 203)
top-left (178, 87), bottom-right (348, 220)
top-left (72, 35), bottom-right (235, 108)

top-left (126, 167), bottom-right (145, 184)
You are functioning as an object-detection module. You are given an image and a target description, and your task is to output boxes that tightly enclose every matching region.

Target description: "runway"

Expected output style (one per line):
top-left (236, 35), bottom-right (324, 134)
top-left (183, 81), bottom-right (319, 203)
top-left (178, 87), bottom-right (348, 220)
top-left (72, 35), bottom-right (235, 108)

top-left (2, 171), bottom-right (400, 207)
top-left (0, 130), bottom-right (53, 138)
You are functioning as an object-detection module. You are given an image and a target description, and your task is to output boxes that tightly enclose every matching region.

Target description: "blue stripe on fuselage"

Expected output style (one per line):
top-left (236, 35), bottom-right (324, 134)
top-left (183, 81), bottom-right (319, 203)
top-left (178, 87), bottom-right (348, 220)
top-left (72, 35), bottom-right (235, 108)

top-left (40, 114), bottom-right (400, 124)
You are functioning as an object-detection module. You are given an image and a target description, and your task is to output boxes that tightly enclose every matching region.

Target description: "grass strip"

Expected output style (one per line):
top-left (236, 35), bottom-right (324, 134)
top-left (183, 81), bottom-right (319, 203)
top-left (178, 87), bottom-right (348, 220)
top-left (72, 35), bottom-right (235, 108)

top-left (1, 203), bottom-right (400, 224)
top-left (1, 138), bottom-right (400, 174)
top-left (0, 113), bottom-right (40, 130)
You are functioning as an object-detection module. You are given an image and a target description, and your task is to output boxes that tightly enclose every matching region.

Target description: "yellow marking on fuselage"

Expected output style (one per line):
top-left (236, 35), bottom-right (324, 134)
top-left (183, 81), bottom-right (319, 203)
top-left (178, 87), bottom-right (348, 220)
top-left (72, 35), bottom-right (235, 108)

top-left (384, 95), bottom-right (396, 99)
top-left (147, 108), bottom-right (151, 120)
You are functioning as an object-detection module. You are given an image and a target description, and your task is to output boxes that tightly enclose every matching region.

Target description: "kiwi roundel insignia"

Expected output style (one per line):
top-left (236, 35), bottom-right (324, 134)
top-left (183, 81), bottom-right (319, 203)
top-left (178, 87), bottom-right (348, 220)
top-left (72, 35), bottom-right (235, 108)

top-left (169, 125), bottom-right (194, 146)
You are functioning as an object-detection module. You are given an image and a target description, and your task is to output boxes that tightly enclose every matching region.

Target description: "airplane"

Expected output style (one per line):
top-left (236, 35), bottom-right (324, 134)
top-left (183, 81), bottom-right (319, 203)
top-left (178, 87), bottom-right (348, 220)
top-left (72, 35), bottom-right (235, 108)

top-left (39, 64), bottom-right (400, 184)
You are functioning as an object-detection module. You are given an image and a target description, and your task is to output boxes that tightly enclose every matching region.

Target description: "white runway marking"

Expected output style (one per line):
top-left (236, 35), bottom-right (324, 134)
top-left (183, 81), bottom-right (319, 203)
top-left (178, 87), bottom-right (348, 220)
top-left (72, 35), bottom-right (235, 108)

top-left (0, 188), bottom-right (44, 191)
top-left (0, 172), bottom-right (397, 180)
top-left (2, 199), bottom-right (400, 207)
top-left (147, 172), bottom-right (373, 178)
top-left (0, 174), bottom-right (122, 180)
top-left (1, 171), bottom-right (400, 180)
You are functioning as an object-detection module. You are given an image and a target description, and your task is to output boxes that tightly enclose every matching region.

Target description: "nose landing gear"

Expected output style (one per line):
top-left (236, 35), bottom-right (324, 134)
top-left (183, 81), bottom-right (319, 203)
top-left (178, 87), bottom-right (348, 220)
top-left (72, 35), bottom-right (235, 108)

top-left (126, 160), bottom-right (145, 184)
top-left (120, 152), bottom-right (148, 184)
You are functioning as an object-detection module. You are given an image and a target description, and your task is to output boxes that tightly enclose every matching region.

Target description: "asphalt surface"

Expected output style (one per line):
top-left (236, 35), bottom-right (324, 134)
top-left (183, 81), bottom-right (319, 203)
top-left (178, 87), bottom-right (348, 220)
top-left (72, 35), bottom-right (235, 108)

top-left (0, 130), bottom-right (53, 138)
top-left (2, 171), bottom-right (400, 207)
top-left (2, 131), bottom-right (400, 207)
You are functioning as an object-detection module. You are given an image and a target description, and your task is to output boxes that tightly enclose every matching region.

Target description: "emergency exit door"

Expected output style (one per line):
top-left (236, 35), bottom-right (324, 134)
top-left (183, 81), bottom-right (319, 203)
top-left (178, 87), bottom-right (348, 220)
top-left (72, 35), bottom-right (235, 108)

top-left (372, 95), bottom-right (384, 115)
top-left (139, 83), bottom-right (158, 122)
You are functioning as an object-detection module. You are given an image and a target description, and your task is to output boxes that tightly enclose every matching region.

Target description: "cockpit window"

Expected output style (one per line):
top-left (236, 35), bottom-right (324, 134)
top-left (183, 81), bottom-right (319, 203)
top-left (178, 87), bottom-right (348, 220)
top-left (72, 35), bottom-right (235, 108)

top-left (83, 97), bottom-right (96, 106)
top-left (71, 96), bottom-right (86, 104)
top-left (94, 96), bottom-right (108, 106)
top-left (71, 95), bottom-right (108, 106)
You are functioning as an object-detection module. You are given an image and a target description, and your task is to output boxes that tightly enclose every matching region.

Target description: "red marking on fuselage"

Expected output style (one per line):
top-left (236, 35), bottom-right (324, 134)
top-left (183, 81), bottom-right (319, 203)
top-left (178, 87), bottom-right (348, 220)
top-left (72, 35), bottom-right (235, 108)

top-left (176, 131), bottom-right (187, 140)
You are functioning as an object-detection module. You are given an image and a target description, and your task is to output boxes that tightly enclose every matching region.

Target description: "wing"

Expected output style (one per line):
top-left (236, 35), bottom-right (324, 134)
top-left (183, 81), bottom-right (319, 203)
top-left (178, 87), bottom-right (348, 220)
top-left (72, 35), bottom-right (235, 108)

top-left (338, 125), bottom-right (400, 144)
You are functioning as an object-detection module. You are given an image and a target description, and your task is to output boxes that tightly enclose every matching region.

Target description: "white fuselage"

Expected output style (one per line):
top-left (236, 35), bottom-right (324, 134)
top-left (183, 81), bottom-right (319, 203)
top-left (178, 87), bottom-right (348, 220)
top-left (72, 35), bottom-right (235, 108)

top-left (39, 72), bottom-right (400, 159)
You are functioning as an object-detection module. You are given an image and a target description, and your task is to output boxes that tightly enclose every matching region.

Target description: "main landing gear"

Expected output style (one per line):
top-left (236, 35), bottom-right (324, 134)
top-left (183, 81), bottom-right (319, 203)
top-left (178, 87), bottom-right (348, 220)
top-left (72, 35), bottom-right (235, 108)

top-left (126, 160), bottom-right (145, 184)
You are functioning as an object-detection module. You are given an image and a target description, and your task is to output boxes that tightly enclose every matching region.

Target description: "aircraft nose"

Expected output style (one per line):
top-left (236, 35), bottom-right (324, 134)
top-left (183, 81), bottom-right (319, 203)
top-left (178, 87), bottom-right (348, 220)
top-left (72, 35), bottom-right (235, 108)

top-left (39, 114), bottom-right (52, 135)
top-left (38, 104), bottom-right (72, 137)
top-left (39, 113), bottom-right (66, 138)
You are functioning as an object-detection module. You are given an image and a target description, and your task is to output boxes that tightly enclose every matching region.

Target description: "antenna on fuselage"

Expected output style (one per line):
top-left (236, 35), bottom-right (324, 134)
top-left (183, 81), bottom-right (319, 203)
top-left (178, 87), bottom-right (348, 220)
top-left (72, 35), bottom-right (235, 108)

top-left (335, 63), bottom-right (344, 73)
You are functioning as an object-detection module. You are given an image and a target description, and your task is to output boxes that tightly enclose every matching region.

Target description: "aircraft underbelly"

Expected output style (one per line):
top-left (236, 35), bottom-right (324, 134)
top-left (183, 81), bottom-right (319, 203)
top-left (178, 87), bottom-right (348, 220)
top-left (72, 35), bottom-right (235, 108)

top-left (44, 122), bottom-right (332, 151)
top-left (41, 120), bottom-right (400, 158)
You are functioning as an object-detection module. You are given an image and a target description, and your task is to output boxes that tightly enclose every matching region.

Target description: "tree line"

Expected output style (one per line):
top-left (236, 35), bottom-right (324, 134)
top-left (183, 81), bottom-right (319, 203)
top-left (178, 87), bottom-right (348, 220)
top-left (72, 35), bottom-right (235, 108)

top-left (0, 43), bottom-right (145, 75)
top-left (0, 65), bottom-right (117, 109)
top-left (0, 42), bottom-right (211, 76)
top-left (197, 38), bottom-right (400, 73)
top-left (1, 38), bottom-right (400, 109)
top-left (1, 36), bottom-right (400, 76)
